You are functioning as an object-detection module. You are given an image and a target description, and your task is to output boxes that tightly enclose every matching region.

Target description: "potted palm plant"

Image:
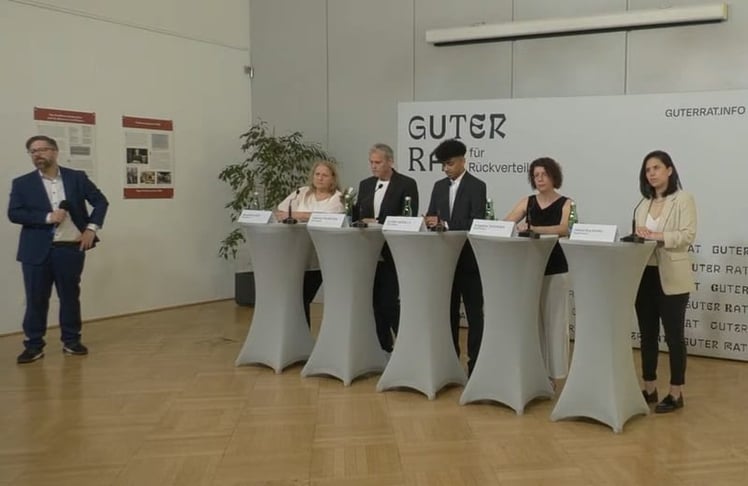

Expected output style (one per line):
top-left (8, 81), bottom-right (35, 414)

top-left (219, 121), bottom-right (330, 305)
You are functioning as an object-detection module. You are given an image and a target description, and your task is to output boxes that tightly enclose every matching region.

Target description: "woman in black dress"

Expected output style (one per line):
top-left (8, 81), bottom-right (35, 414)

top-left (504, 157), bottom-right (573, 387)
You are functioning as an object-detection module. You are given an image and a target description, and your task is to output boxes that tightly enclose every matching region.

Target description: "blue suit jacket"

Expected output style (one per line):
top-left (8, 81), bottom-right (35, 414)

top-left (8, 166), bottom-right (109, 264)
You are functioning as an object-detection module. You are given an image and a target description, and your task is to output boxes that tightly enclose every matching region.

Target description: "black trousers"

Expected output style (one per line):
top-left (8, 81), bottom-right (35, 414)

top-left (303, 270), bottom-right (323, 328)
top-left (635, 266), bottom-right (689, 386)
top-left (450, 261), bottom-right (484, 375)
top-left (373, 259), bottom-right (400, 352)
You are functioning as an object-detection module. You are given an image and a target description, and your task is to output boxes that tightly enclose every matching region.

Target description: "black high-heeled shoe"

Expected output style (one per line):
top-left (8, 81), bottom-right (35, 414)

top-left (655, 394), bottom-right (684, 414)
top-left (642, 389), bottom-right (658, 404)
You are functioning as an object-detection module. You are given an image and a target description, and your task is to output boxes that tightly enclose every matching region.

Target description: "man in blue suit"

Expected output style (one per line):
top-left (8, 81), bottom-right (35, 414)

top-left (8, 135), bottom-right (109, 364)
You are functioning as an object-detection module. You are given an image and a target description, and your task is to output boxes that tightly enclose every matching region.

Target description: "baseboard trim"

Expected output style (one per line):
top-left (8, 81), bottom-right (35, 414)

top-left (0, 298), bottom-right (234, 337)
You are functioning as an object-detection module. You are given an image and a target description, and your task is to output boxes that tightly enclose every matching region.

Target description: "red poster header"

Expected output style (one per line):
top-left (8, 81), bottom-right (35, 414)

top-left (34, 107), bottom-right (95, 125)
top-left (122, 116), bottom-right (173, 131)
top-left (123, 188), bottom-right (174, 199)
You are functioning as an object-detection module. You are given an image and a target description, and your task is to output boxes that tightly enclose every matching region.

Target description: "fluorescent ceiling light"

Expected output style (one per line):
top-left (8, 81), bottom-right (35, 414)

top-left (426, 3), bottom-right (728, 45)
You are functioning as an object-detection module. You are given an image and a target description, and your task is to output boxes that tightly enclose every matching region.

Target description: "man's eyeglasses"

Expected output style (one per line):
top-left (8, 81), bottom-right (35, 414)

top-left (28, 147), bottom-right (56, 155)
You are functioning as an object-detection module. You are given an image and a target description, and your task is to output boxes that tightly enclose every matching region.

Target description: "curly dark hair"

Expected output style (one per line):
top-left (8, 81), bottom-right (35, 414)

top-left (528, 157), bottom-right (563, 189)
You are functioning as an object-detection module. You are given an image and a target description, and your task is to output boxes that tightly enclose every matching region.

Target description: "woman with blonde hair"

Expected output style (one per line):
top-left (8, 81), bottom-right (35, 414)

top-left (276, 159), bottom-right (344, 220)
top-left (276, 160), bottom-right (344, 327)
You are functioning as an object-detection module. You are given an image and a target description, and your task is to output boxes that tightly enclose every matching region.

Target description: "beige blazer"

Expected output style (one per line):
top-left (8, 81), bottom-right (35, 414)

top-left (634, 190), bottom-right (697, 295)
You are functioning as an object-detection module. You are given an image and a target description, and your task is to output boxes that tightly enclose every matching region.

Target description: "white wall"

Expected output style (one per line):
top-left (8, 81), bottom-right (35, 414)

top-left (0, 0), bottom-right (251, 335)
top-left (249, 0), bottom-right (327, 147)
top-left (249, 0), bottom-right (748, 188)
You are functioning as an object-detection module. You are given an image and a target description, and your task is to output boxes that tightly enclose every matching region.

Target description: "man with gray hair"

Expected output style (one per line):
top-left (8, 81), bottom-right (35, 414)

top-left (355, 143), bottom-right (418, 352)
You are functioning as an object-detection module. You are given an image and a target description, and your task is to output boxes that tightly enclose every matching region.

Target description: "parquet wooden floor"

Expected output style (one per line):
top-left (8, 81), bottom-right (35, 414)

top-left (1, 300), bottom-right (747, 485)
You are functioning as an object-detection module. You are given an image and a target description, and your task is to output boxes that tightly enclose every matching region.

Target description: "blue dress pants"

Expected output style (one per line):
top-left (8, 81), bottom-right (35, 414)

top-left (22, 245), bottom-right (85, 350)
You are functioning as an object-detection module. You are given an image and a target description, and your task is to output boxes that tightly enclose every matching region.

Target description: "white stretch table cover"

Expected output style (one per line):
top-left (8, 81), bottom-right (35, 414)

top-left (551, 240), bottom-right (656, 433)
top-left (302, 227), bottom-right (388, 385)
top-left (377, 231), bottom-right (468, 399)
top-left (235, 223), bottom-right (315, 372)
top-left (460, 235), bottom-right (557, 414)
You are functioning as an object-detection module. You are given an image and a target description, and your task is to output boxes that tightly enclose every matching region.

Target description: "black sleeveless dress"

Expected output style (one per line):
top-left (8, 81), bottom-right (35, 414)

top-left (527, 195), bottom-right (568, 275)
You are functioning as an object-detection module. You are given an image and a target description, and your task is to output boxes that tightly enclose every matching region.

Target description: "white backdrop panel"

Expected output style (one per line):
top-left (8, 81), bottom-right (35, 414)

top-left (398, 89), bottom-right (748, 361)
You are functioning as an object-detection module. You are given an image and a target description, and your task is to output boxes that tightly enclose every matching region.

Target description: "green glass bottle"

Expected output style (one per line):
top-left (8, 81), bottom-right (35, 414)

top-left (568, 200), bottom-right (578, 234)
top-left (403, 196), bottom-right (412, 217)
top-left (485, 198), bottom-right (495, 220)
top-left (249, 191), bottom-right (260, 210)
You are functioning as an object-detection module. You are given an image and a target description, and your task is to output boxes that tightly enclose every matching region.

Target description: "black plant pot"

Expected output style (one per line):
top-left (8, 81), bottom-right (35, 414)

top-left (234, 271), bottom-right (256, 306)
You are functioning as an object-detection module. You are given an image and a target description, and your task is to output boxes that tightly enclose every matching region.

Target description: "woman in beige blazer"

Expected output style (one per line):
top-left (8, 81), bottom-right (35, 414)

top-left (633, 150), bottom-right (697, 414)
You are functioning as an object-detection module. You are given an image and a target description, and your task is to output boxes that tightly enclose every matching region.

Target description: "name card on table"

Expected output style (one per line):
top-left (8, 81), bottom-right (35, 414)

top-left (237, 210), bottom-right (273, 224)
top-left (469, 219), bottom-right (515, 237)
top-left (382, 216), bottom-right (425, 233)
top-left (307, 213), bottom-right (346, 228)
top-left (570, 223), bottom-right (618, 242)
